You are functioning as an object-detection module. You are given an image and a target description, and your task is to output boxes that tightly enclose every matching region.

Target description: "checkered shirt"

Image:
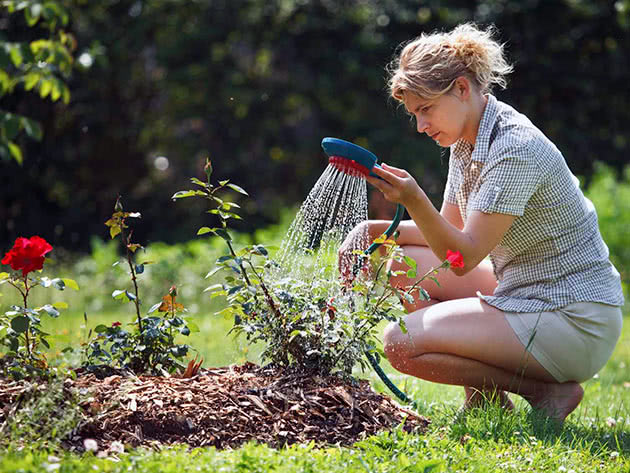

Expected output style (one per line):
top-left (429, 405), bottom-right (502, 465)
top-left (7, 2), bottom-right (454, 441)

top-left (444, 94), bottom-right (625, 312)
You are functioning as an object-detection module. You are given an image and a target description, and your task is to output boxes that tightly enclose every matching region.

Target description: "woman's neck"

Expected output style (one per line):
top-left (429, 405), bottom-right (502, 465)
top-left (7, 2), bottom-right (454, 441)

top-left (462, 93), bottom-right (489, 147)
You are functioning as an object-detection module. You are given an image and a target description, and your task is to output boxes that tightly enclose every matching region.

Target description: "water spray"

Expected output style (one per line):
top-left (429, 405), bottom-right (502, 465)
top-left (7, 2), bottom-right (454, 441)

top-left (322, 137), bottom-right (404, 256)
top-left (321, 137), bottom-right (417, 407)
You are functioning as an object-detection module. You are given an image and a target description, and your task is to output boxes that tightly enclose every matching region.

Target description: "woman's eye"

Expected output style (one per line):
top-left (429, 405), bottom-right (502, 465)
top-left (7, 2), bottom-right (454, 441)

top-left (422, 106), bottom-right (431, 113)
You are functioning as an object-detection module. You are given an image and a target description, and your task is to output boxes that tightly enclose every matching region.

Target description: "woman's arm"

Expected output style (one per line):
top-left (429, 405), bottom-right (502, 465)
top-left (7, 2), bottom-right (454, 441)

top-left (368, 163), bottom-right (515, 275)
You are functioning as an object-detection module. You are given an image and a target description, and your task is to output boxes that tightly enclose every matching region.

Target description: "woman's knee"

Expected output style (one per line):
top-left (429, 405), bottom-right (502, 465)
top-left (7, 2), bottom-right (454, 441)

top-left (383, 321), bottom-right (417, 369)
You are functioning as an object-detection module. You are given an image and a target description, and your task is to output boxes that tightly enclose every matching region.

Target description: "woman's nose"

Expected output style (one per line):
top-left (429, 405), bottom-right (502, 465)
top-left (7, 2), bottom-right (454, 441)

top-left (416, 116), bottom-right (428, 133)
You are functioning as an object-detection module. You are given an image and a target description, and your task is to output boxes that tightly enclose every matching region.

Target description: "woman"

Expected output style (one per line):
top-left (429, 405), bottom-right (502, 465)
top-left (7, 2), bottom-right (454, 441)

top-left (344, 23), bottom-right (624, 422)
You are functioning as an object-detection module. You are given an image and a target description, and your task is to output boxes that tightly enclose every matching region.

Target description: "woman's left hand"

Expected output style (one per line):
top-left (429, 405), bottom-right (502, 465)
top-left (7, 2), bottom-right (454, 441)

top-left (367, 163), bottom-right (423, 206)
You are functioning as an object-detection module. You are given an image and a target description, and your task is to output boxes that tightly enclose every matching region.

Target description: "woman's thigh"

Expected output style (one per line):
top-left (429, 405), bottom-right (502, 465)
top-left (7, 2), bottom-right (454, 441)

top-left (388, 245), bottom-right (498, 306)
top-left (384, 297), bottom-right (557, 383)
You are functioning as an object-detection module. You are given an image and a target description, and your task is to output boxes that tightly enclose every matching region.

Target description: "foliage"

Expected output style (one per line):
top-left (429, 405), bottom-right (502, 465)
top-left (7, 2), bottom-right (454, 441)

top-left (0, 374), bottom-right (83, 450)
top-left (0, 0), bottom-right (74, 164)
top-left (583, 163), bottom-right (630, 296)
top-left (0, 235), bottom-right (78, 379)
top-left (175, 165), bottom-right (460, 376)
top-left (83, 201), bottom-right (197, 375)
top-left (2, 1), bottom-right (629, 251)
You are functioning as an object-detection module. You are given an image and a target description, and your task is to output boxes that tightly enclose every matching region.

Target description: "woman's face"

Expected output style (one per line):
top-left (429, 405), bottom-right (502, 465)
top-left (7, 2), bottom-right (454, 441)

top-left (402, 83), bottom-right (472, 147)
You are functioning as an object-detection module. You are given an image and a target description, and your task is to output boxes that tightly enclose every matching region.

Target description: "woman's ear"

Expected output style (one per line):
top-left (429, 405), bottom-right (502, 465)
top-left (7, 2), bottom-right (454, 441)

top-left (455, 76), bottom-right (471, 101)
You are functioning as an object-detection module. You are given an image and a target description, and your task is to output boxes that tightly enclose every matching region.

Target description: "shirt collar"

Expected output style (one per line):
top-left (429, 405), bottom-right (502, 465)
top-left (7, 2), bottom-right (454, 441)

top-left (451, 94), bottom-right (498, 164)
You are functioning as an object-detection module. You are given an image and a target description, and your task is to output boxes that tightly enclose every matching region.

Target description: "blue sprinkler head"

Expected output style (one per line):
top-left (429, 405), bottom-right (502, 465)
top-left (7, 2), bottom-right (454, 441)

top-left (321, 137), bottom-right (380, 178)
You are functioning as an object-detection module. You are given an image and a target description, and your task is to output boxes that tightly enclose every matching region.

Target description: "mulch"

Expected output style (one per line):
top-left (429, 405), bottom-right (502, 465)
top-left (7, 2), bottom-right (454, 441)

top-left (0, 362), bottom-right (429, 452)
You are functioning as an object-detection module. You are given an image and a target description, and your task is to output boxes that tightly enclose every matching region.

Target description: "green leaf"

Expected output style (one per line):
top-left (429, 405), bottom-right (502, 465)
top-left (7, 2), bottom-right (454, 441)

top-left (215, 307), bottom-right (235, 319)
top-left (0, 272), bottom-right (9, 281)
top-left (205, 267), bottom-right (223, 279)
top-left (406, 269), bottom-right (417, 279)
top-left (183, 318), bottom-right (199, 333)
top-left (109, 225), bottom-right (121, 239)
top-left (403, 255), bottom-right (417, 270)
top-left (203, 283), bottom-right (223, 293)
top-left (419, 288), bottom-right (430, 301)
top-left (7, 141), bottom-right (22, 164)
top-left (40, 304), bottom-right (60, 317)
top-left (25, 3), bottom-right (42, 26)
top-left (112, 289), bottom-right (127, 300)
top-left (253, 245), bottom-right (268, 256)
top-left (197, 227), bottom-right (213, 235)
top-left (94, 324), bottom-right (108, 333)
top-left (171, 190), bottom-right (206, 199)
top-left (398, 320), bottom-right (408, 334)
top-left (147, 302), bottom-right (161, 314)
top-left (51, 278), bottom-right (66, 290)
top-left (9, 45), bottom-right (23, 67)
top-left (52, 301), bottom-right (68, 309)
top-left (190, 177), bottom-right (207, 187)
top-left (23, 73), bottom-right (40, 91)
top-left (226, 183), bottom-right (248, 195)
top-left (39, 78), bottom-right (52, 98)
top-left (10, 315), bottom-right (29, 333)
top-left (61, 278), bottom-right (79, 290)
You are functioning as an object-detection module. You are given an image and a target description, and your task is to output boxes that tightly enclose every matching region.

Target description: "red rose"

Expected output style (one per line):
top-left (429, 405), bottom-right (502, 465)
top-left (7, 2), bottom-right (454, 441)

top-left (112, 321), bottom-right (122, 327)
top-left (2, 236), bottom-right (53, 277)
top-left (446, 250), bottom-right (464, 269)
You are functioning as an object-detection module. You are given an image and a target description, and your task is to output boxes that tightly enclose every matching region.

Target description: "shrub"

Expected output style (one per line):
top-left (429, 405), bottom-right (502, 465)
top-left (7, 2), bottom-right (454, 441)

top-left (175, 161), bottom-right (460, 376)
top-left (83, 200), bottom-right (198, 375)
top-left (583, 163), bottom-right (630, 298)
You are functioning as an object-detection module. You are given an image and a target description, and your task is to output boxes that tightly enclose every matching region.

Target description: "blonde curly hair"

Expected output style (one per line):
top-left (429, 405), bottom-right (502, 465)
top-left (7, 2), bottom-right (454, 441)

top-left (388, 23), bottom-right (513, 102)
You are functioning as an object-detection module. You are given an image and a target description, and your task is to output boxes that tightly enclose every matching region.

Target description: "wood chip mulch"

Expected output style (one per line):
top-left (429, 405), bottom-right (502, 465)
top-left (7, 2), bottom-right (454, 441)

top-left (0, 362), bottom-right (429, 451)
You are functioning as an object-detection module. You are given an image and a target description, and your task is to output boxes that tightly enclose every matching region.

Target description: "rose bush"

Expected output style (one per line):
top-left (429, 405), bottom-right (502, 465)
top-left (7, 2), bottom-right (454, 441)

top-left (83, 202), bottom-right (198, 376)
top-left (176, 162), bottom-right (463, 376)
top-left (0, 236), bottom-right (79, 379)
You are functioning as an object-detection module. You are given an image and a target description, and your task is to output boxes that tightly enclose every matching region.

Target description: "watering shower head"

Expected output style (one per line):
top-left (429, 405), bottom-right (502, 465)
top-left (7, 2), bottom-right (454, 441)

top-left (321, 137), bottom-right (380, 178)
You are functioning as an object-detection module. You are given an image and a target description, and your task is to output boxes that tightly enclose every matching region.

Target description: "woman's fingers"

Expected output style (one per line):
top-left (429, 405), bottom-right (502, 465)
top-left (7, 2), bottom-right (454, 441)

top-left (381, 162), bottom-right (409, 177)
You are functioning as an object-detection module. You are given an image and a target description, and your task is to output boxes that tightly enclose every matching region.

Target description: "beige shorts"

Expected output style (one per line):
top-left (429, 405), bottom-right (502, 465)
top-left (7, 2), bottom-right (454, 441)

top-left (504, 301), bottom-right (623, 383)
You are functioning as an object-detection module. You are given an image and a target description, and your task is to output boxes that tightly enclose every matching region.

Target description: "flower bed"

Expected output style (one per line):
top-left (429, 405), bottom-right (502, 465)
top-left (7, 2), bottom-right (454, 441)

top-left (0, 364), bottom-right (429, 452)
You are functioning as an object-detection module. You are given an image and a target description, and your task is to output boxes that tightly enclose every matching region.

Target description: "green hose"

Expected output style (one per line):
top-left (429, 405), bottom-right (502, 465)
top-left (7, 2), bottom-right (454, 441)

top-left (357, 204), bottom-right (418, 408)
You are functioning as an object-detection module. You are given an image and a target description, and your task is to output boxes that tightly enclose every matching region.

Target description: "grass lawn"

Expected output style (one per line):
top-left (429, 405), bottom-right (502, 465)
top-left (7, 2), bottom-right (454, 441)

top-left (1, 307), bottom-right (628, 472)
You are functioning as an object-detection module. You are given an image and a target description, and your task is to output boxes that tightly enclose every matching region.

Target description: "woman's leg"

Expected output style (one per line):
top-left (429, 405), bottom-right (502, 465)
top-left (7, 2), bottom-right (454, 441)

top-left (388, 245), bottom-right (510, 409)
top-left (383, 297), bottom-right (584, 422)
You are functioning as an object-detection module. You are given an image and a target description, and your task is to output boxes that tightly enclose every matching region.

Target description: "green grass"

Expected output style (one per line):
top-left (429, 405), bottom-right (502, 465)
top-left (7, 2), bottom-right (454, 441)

top-left (2, 164), bottom-right (630, 471)
top-left (1, 307), bottom-right (627, 472)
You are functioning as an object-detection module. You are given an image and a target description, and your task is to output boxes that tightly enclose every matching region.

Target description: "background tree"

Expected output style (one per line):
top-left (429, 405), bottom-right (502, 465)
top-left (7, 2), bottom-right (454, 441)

top-left (1, 0), bottom-right (629, 252)
top-left (0, 0), bottom-right (74, 164)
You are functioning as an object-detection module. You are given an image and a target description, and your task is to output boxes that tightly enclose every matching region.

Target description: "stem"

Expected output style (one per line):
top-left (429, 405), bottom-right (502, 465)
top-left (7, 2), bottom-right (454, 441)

top-left (246, 259), bottom-right (283, 320)
top-left (22, 275), bottom-right (32, 360)
top-left (403, 263), bottom-right (447, 297)
top-left (121, 225), bottom-right (143, 333)
top-left (225, 239), bottom-right (253, 286)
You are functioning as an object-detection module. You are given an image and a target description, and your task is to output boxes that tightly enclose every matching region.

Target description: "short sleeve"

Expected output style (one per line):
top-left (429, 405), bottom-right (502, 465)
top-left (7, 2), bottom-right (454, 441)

top-left (443, 152), bottom-right (459, 204)
top-left (469, 154), bottom-right (540, 216)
